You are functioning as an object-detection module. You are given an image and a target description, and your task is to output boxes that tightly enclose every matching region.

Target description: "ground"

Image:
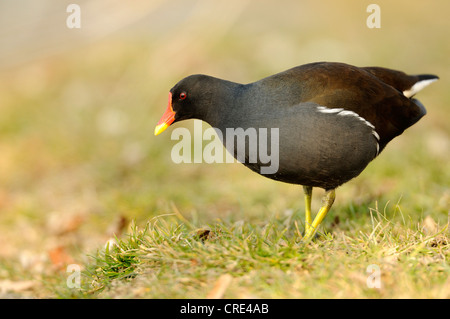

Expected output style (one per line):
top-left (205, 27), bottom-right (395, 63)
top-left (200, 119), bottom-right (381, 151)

top-left (0, 0), bottom-right (448, 298)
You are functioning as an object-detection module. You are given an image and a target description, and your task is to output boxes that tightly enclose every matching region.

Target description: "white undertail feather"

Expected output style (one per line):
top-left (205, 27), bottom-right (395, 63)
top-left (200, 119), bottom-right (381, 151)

top-left (403, 78), bottom-right (438, 98)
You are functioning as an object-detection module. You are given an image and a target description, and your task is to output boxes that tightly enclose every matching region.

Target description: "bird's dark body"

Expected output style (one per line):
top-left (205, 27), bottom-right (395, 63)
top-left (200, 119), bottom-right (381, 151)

top-left (211, 100), bottom-right (377, 189)
top-left (169, 62), bottom-right (433, 190)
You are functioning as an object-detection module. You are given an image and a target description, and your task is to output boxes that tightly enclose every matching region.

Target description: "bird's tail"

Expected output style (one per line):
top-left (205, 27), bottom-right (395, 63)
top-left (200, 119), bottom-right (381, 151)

top-left (403, 74), bottom-right (439, 98)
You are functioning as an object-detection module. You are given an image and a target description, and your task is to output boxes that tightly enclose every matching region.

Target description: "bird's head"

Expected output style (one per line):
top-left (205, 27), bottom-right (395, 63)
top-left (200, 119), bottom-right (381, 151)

top-left (154, 74), bottom-right (216, 136)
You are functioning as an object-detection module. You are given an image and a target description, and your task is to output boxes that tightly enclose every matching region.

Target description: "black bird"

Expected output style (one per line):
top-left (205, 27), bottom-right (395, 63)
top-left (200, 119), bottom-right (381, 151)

top-left (155, 62), bottom-right (438, 240)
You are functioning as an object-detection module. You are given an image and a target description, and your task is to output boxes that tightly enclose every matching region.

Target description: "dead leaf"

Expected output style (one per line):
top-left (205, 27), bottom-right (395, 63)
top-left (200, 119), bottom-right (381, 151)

top-left (47, 211), bottom-right (85, 236)
top-left (0, 280), bottom-right (35, 294)
top-left (107, 215), bottom-right (128, 237)
top-left (196, 229), bottom-right (211, 241)
top-left (19, 250), bottom-right (46, 274)
top-left (48, 245), bottom-right (74, 271)
top-left (190, 258), bottom-right (199, 267)
top-left (194, 228), bottom-right (221, 242)
top-left (206, 274), bottom-right (233, 299)
top-left (423, 216), bottom-right (438, 234)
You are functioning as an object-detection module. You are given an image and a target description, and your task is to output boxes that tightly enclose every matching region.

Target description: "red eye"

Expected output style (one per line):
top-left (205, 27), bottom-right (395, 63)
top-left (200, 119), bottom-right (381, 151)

top-left (179, 92), bottom-right (187, 100)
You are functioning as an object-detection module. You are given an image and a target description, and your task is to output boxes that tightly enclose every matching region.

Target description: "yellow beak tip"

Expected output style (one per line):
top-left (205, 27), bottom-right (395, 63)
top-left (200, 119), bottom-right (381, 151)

top-left (154, 123), bottom-right (168, 136)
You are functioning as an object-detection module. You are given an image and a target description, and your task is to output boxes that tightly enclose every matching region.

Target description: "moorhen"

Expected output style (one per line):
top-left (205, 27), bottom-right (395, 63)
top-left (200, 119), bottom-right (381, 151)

top-left (154, 62), bottom-right (438, 240)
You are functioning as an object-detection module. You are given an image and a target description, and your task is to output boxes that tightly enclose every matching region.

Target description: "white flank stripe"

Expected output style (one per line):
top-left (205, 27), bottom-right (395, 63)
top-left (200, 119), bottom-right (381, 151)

top-left (372, 130), bottom-right (380, 141)
top-left (316, 106), bottom-right (344, 113)
top-left (316, 105), bottom-right (380, 156)
top-left (316, 106), bottom-right (375, 129)
top-left (403, 78), bottom-right (438, 98)
top-left (337, 110), bottom-right (357, 117)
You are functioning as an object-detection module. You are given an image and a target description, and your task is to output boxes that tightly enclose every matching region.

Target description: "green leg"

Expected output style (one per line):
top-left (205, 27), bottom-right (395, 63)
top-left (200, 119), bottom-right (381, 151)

top-left (303, 189), bottom-right (336, 241)
top-left (303, 186), bottom-right (313, 234)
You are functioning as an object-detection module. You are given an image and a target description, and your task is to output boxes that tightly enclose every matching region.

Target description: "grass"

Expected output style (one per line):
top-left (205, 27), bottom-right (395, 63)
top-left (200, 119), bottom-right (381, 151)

top-left (0, 1), bottom-right (449, 299)
top-left (65, 206), bottom-right (449, 299)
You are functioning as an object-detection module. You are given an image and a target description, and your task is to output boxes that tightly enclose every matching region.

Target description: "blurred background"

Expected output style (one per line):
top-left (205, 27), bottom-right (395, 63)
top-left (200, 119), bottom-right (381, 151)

top-left (0, 0), bottom-right (448, 296)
